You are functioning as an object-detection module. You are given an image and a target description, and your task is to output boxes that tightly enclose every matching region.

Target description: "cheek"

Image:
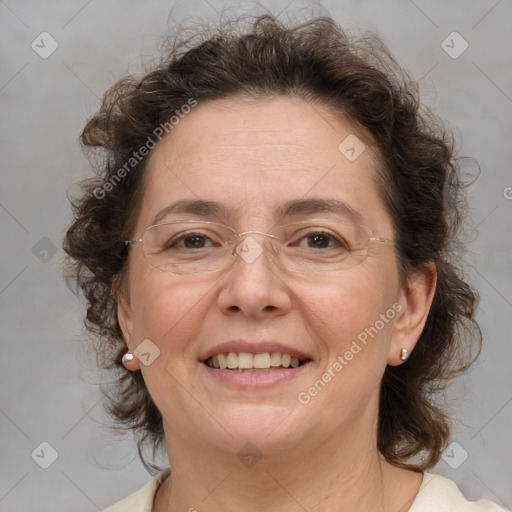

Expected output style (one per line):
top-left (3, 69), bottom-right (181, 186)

top-left (296, 263), bottom-right (399, 363)
top-left (128, 270), bottom-right (215, 360)
top-left (291, 273), bottom-right (399, 431)
top-left (304, 270), bottom-right (388, 331)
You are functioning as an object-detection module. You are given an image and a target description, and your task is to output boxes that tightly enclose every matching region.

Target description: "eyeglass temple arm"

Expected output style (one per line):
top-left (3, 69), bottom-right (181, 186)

top-left (124, 238), bottom-right (143, 248)
top-left (369, 236), bottom-right (393, 243)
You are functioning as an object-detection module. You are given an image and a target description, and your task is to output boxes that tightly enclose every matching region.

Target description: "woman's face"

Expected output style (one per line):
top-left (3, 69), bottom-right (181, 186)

top-left (118, 96), bottom-right (420, 458)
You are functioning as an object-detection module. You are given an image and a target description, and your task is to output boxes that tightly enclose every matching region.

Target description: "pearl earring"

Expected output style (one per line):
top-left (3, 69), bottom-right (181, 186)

top-left (400, 348), bottom-right (409, 361)
top-left (122, 352), bottom-right (135, 367)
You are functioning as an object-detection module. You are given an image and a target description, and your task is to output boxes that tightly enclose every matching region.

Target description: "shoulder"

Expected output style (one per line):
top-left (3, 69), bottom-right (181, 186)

top-left (410, 472), bottom-right (508, 512)
top-left (103, 468), bottom-right (171, 512)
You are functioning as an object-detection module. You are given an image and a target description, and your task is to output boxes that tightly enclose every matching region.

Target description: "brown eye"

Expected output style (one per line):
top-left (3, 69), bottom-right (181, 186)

top-left (180, 234), bottom-right (209, 249)
top-left (294, 230), bottom-right (349, 251)
top-left (306, 233), bottom-right (332, 249)
top-left (169, 232), bottom-right (219, 250)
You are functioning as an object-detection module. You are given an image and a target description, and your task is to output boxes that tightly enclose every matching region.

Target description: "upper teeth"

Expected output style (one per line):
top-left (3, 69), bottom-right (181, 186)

top-left (206, 352), bottom-right (302, 369)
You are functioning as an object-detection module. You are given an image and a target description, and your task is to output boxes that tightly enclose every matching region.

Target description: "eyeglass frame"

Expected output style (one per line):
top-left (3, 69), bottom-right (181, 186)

top-left (123, 218), bottom-right (394, 275)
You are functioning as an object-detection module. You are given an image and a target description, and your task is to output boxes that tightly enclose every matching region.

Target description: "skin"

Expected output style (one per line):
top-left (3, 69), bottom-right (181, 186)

top-left (117, 95), bottom-right (436, 512)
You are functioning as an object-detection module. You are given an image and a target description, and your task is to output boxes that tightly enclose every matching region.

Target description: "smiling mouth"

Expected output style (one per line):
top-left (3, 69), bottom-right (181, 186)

top-left (204, 351), bottom-right (310, 372)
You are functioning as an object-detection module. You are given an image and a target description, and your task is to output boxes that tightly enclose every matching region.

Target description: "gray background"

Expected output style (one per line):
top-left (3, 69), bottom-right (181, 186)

top-left (1, 0), bottom-right (511, 510)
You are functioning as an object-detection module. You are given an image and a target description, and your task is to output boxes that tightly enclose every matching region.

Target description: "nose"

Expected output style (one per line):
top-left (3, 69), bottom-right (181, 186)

top-left (216, 233), bottom-right (292, 318)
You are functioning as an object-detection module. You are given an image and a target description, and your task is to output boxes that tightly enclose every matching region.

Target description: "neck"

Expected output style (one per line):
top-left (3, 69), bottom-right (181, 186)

top-left (154, 421), bottom-right (422, 512)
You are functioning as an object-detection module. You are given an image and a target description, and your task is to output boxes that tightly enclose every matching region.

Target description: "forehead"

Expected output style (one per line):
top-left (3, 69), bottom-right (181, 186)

top-left (137, 95), bottom-right (390, 232)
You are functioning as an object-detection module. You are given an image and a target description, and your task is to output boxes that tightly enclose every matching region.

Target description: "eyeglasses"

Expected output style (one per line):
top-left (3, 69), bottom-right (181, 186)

top-left (124, 219), bottom-right (393, 275)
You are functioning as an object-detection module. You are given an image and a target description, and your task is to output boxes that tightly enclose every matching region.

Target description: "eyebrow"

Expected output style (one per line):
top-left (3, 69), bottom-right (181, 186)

top-left (151, 199), bottom-right (229, 225)
top-left (151, 197), bottom-right (363, 226)
top-left (276, 197), bottom-right (364, 224)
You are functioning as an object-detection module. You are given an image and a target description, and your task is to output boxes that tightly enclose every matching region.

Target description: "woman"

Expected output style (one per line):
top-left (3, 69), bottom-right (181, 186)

top-left (64, 13), bottom-right (506, 512)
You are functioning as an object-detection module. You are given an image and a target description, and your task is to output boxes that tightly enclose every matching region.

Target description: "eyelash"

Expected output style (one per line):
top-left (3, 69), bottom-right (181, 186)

top-left (168, 229), bottom-right (349, 251)
top-left (293, 230), bottom-right (349, 250)
top-left (167, 232), bottom-right (220, 249)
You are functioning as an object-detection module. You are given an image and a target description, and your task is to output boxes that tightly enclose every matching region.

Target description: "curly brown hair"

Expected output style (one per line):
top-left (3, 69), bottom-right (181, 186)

top-left (63, 13), bottom-right (481, 472)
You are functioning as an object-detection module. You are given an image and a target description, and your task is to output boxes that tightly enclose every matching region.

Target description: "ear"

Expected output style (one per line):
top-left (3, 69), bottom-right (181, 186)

top-left (387, 261), bottom-right (437, 366)
top-left (113, 277), bottom-right (141, 371)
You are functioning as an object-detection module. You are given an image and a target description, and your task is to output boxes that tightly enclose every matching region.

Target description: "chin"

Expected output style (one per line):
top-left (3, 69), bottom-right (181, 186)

top-left (201, 402), bottom-right (314, 456)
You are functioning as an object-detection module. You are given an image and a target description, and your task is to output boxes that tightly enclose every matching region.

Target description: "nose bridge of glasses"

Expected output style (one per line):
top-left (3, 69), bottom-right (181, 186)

top-left (230, 229), bottom-right (280, 265)
top-left (235, 229), bottom-right (279, 240)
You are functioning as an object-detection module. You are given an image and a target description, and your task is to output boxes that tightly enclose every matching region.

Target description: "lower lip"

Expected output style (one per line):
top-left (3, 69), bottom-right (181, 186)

top-left (201, 361), bottom-right (311, 388)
